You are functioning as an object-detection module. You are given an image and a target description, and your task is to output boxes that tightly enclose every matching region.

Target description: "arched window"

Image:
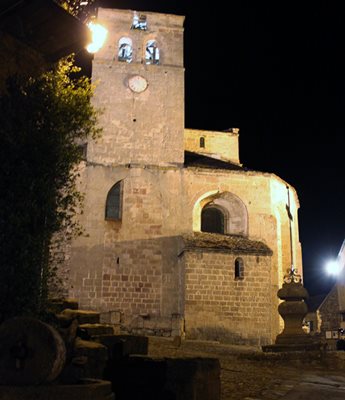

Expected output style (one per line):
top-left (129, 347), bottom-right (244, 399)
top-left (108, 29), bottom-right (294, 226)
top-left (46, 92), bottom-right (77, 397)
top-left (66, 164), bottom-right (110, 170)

top-left (145, 40), bottom-right (160, 64)
top-left (118, 37), bottom-right (133, 63)
top-left (235, 258), bottom-right (244, 280)
top-left (200, 137), bottom-right (205, 148)
top-left (105, 181), bottom-right (123, 220)
top-left (201, 206), bottom-right (225, 234)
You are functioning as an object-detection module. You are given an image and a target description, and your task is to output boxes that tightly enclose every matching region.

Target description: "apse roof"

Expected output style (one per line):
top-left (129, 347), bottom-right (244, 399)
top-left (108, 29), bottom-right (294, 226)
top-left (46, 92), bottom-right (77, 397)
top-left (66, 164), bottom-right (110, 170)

top-left (184, 151), bottom-right (245, 171)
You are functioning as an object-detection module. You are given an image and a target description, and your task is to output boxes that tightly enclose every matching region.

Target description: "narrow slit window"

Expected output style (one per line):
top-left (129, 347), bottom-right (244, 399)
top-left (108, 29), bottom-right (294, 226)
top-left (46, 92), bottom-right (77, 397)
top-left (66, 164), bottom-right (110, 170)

top-left (131, 12), bottom-right (147, 30)
top-left (200, 137), bottom-right (205, 148)
top-left (145, 40), bottom-right (160, 65)
top-left (105, 181), bottom-right (123, 220)
top-left (235, 258), bottom-right (244, 280)
top-left (309, 321), bottom-right (314, 331)
top-left (118, 37), bottom-right (133, 63)
top-left (77, 142), bottom-right (87, 160)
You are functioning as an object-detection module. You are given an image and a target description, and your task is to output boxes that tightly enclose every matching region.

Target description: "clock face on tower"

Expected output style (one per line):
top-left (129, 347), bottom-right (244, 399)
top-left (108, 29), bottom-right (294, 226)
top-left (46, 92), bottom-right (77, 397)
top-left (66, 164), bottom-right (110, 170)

top-left (128, 75), bottom-right (148, 93)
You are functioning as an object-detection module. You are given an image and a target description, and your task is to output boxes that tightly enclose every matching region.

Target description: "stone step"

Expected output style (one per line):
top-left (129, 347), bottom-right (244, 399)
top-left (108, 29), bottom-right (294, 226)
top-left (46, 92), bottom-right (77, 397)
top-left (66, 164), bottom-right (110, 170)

top-left (94, 334), bottom-right (149, 360)
top-left (70, 338), bottom-right (108, 380)
top-left (59, 309), bottom-right (101, 325)
top-left (79, 324), bottom-right (115, 337)
top-left (49, 298), bottom-right (79, 314)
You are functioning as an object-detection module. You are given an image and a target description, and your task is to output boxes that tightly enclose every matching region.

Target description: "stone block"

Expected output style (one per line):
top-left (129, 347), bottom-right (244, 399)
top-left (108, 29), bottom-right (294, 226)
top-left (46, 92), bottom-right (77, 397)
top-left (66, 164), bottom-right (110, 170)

top-left (60, 309), bottom-right (100, 324)
top-left (79, 324), bottom-right (114, 337)
top-left (95, 334), bottom-right (149, 360)
top-left (48, 298), bottom-right (79, 314)
top-left (109, 355), bottom-right (221, 400)
top-left (0, 379), bottom-right (114, 400)
top-left (73, 338), bottom-right (108, 379)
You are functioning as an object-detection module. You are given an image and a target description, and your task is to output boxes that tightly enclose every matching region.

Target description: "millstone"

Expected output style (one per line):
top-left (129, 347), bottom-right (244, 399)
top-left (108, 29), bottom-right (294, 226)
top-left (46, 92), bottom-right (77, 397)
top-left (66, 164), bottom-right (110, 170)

top-left (0, 317), bottom-right (66, 385)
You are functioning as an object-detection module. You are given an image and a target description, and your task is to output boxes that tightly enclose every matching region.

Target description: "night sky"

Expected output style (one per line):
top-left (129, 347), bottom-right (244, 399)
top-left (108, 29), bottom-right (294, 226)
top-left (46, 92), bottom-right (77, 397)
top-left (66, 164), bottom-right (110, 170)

top-left (95, 1), bottom-right (345, 296)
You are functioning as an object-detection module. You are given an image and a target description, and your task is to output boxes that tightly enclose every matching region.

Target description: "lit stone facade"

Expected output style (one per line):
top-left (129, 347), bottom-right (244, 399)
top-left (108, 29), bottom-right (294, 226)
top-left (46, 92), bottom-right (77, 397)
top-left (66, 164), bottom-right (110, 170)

top-left (305, 241), bottom-right (345, 339)
top-left (184, 128), bottom-right (241, 164)
top-left (66, 8), bottom-right (303, 345)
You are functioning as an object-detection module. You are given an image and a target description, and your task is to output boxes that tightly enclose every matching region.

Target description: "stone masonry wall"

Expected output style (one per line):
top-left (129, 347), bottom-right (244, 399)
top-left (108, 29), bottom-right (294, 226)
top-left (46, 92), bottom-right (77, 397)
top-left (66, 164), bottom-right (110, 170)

top-left (319, 285), bottom-right (341, 333)
top-left (89, 8), bottom-right (185, 167)
top-left (183, 250), bottom-right (272, 345)
top-left (68, 163), bottom-right (300, 340)
top-left (184, 128), bottom-right (240, 164)
top-left (69, 165), bottom-right (186, 335)
top-left (64, 7), bottom-right (304, 343)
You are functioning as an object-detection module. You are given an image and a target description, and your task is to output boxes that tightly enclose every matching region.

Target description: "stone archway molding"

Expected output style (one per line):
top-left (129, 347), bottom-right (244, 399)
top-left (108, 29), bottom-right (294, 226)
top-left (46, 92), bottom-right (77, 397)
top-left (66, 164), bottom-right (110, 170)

top-left (193, 190), bottom-right (248, 236)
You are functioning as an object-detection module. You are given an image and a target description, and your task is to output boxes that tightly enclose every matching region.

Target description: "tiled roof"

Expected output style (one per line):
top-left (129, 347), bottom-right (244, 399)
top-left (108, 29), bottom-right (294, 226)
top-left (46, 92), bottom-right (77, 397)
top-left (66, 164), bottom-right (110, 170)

top-left (305, 293), bottom-right (328, 312)
top-left (184, 151), bottom-right (245, 171)
top-left (182, 232), bottom-right (272, 255)
top-left (0, 0), bottom-right (90, 62)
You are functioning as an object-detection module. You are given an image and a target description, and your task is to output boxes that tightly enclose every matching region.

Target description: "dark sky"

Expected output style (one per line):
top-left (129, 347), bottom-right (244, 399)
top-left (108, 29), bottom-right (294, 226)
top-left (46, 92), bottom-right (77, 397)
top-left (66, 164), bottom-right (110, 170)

top-left (95, 1), bottom-right (345, 296)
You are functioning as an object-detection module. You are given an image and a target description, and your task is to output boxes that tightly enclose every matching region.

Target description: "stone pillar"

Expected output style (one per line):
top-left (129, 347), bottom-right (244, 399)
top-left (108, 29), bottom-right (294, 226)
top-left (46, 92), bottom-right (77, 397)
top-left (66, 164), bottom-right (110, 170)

top-left (263, 267), bottom-right (322, 352)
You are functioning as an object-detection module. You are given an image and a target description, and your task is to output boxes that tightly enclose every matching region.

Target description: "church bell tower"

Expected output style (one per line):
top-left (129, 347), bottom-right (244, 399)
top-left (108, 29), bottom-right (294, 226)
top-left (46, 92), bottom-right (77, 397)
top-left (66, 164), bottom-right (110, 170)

top-left (89, 8), bottom-right (185, 167)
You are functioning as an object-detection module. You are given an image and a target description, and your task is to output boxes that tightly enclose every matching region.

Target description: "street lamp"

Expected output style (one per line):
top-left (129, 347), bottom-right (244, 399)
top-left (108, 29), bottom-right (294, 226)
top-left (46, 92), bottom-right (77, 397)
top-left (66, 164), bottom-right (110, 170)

top-left (86, 21), bottom-right (107, 53)
top-left (325, 259), bottom-right (342, 276)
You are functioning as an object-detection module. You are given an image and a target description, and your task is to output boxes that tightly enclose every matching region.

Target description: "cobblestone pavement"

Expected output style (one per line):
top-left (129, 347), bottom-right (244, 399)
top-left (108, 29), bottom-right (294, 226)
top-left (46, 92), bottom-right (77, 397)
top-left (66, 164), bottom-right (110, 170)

top-left (147, 337), bottom-right (345, 400)
top-left (280, 374), bottom-right (345, 399)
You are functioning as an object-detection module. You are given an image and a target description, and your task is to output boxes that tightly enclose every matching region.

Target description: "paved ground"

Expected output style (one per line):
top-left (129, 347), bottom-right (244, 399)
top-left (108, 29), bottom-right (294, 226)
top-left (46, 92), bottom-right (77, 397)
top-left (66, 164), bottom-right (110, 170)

top-left (280, 374), bottom-right (345, 399)
top-left (147, 337), bottom-right (345, 400)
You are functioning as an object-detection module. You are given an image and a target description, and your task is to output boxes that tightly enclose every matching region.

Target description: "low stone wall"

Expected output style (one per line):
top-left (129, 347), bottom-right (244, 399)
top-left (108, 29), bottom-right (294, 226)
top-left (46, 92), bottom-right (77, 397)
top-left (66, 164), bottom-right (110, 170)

top-left (101, 311), bottom-right (185, 338)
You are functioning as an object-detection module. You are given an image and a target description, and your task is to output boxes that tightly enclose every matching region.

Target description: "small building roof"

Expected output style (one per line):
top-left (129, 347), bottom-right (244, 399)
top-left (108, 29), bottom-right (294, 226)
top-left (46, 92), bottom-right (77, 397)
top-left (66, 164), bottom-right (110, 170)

top-left (184, 151), bottom-right (244, 171)
top-left (305, 293), bottom-right (328, 312)
top-left (0, 0), bottom-right (90, 62)
top-left (182, 231), bottom-right (273, 255)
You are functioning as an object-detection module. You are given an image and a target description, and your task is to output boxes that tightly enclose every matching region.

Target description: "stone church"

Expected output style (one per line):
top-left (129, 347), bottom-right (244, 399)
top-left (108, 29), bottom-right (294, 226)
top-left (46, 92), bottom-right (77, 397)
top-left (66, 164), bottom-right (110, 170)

top-left (65, 7), bottom-right (303, 345)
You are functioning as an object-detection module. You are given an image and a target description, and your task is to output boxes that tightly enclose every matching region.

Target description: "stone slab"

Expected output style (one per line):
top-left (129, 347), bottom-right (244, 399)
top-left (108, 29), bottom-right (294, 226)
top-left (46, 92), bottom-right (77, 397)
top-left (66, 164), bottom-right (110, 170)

top-left (95, 334), bottom-right (149, 360)
top-left (0, 379), bottom-right (114, 400)
top-left (109, 355), bottom-right (221, 400)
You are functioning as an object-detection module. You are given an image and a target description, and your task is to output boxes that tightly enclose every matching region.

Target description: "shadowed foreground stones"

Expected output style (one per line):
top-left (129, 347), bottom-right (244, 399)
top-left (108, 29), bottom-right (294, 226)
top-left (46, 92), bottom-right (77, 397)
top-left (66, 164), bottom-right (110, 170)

top-left (96, 333), bottom-right (221, 399)
top-left (0, 379), bottom-right (114, 400)
top-left (95, 334), bottom-right (149, 361)
top-left (0, 315), bottom-right (114, 399)
top-left (0, 317), bottom-right (66, 385)
top-left (0, 307), bottom-right (221, 400)
top-left (109, 356), bottom-right (221, 400)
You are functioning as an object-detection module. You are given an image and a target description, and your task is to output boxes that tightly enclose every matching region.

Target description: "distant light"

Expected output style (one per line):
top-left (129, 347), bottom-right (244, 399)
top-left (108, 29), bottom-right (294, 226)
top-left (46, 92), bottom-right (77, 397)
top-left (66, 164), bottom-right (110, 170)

top-left (325, 259), bottom-right (342, 276)
top-left (86, 22), bottom-right (107, 53)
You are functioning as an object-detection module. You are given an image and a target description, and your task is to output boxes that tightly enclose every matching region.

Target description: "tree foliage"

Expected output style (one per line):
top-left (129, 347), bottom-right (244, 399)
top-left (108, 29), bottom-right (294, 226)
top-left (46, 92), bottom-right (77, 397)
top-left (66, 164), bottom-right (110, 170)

top-left (56, 0), bottom-right (96, 21)
top-left (0, 56), bottom-right (101, 322)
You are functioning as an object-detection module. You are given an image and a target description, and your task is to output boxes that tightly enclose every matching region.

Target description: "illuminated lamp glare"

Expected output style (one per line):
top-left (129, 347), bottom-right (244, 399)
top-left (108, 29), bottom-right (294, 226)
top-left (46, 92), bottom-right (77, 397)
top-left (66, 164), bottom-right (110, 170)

top-left (86, 22), bottom-right (107, 53)
top-left (325, 259), bottom-right (342, 276)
